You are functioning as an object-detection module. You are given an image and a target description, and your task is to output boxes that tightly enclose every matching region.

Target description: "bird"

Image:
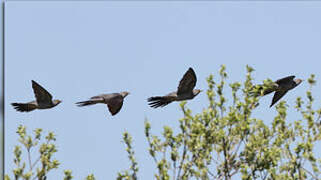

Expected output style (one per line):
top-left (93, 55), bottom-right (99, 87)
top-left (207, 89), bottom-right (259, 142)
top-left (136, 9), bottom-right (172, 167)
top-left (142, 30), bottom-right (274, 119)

top-left (147, 67), bottom-right (202, 108)
top-left (11, 80), bottom-right (62, 112)
top-left (253, 75), bottom-right (302, 107)
top-left (76, 92), bottom-right (130, 116)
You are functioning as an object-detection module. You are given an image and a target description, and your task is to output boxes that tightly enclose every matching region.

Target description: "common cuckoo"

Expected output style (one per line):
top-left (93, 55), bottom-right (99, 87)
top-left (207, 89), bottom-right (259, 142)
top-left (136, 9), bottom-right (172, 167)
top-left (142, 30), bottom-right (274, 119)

top-left (148, 67), bottom-right (201, 108)
top-left (76, 92), bottom-right (129, 116)
top-left (255, 75), bottom-right (302, 107)
top-left (11, 80), bottom-right (62, 112)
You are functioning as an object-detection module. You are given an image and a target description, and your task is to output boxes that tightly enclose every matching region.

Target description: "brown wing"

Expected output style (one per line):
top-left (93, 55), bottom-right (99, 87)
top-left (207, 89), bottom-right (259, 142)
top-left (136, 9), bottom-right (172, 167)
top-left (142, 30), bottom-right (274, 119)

top-left (177, 68), bottom-right (197, 96)
top-left (107, 96), bottom-right (124, 116)
top-left (32, 80), bottom-right (53, 104)
top-left (270, 90), bottom-right (288, 107)
top-left (275, 76), bottom-right (295, 85)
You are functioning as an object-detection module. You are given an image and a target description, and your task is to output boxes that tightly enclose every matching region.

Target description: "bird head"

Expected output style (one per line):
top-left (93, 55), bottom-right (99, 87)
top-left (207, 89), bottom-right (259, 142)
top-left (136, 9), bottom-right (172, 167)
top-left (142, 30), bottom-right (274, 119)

top-left (53, 99), bottom-right (62, 106)
top-left (294, 78), bottom-right (303, 85)
top-left (193, 89), bottom-right (202, 96)
top-left (121, 91), bottom-right (130, 98)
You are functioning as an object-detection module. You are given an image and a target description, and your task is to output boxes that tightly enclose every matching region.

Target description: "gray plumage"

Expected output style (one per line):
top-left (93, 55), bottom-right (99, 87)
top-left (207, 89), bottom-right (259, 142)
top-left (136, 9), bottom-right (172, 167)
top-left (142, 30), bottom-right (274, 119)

top-left (148, 67), bottom-right (201, 108)
top-left (76, 91), bottom-right (129, 116)
top-left (11, 80), bottom-right (62, 112)
top-left (256, 76), bottom-right (302, 107)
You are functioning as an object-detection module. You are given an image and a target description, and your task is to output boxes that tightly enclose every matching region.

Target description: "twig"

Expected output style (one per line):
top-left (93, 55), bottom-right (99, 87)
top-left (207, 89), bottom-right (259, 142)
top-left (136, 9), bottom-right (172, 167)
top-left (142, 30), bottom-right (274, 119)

top-left (177, 118), bottom-right (188, 180)
top-left (146, 136), bottom-right (158, 164)
top-left (222, 137), bottom-right (231, 180)
top-left (173, 160), bottom-right (176, 180)
top-left (176, 141), bottom-right (187, 180)
top-left (27, 147), bottom-right (32, 171)
top-left (30, 139), bottom-right (49, 171)
top-left (302, 167), bottom-right (319, 180)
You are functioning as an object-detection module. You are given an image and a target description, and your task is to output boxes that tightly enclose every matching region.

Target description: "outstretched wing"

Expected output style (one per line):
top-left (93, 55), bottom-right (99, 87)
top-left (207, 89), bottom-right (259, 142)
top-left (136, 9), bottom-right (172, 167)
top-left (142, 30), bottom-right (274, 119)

top-left (107, 96), bottom-right (124, 116)
top-left (177, 68), bottom-right (197, 96)
top-left (275, 76), bottom-right (295, 85)
top-left (32, 80), bottom-right (53, 105)
top-left (270, 90), bottom-right (288, 107)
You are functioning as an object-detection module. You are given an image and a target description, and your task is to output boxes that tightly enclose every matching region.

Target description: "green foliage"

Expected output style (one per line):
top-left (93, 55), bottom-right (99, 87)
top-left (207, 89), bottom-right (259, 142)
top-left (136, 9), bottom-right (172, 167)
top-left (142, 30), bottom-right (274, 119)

top-left (63, 170), bottom-right (73, 180)
top-left (120, 65), bottom-right (321, 180)
top-left (86, 174), bottom-right (96, 180)
top-left (5, 125), bottom-right (59, 180)
top-left (117, 132), bottom-right (139, 180)
top-left (6, 126), bottom-right (96, 180)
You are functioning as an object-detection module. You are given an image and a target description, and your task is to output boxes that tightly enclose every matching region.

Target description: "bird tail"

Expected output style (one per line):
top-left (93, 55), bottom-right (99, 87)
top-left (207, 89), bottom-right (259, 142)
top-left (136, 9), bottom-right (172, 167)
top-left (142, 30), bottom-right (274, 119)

top-left (249, 85), bottom-right (275, 97)
top-left (147, 96), bottom-right (172, 108)
top-left (76, 100), bottom-right (99, 107)
top-left (11, 103), bottom-right (37, 112)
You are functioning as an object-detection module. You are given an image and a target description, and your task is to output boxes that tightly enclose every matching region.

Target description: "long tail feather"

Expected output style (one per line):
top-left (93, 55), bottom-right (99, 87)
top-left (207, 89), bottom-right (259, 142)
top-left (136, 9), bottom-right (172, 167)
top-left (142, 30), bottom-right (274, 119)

top-left (11, 103), bottom-right (36, 112)
top-left (76, 100), bottom-right (99, 107)
top-left (147, 96), bottom-right (172, 108)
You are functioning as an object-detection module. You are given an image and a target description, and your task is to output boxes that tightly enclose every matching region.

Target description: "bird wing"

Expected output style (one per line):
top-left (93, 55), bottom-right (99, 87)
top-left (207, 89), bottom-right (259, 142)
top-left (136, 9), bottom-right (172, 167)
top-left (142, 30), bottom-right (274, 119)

top-left (270, 90), bottom-right (288, 107)
top-left (32, 80), bottom-right (53, 105)
top-left (177, 68), bottom-right (197, 96)
top-left (275, 76), bottom-right (295, 85)
top-left (107, 96), bottom-right (124, 116)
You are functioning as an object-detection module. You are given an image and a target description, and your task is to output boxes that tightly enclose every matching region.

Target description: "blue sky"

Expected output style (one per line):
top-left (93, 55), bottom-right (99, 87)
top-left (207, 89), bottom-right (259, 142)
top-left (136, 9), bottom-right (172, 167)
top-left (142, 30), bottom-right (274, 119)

top-left (4, 2), bottom-right (321, 179)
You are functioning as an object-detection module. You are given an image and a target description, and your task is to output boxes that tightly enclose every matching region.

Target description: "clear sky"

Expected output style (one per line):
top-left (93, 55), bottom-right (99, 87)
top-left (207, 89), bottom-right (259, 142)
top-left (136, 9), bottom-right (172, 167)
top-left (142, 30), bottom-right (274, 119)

top-left (4, 2), bottom-right (321, 179)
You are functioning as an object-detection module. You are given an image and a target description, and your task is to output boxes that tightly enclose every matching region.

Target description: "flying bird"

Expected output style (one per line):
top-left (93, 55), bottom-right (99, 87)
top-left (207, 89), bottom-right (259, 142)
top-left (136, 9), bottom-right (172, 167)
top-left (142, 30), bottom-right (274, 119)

top-left (76, 92), bottom-right (130, 116)
top-left (148, 67), bottom-right (201, 108)
top-left (254, 75), bottom-right (302, 107)
top-left (11, 80), bottom-right (62, 112)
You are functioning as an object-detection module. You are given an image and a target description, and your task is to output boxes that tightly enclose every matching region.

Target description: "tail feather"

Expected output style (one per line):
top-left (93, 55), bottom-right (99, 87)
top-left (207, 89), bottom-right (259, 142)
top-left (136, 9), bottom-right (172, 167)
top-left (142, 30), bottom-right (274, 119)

top-left (147, 96), bottom-right (172, 108)
top-left (249, 85), bottom-right (275, 97)
top-left (11, 103), bottom-right (37, 112)
top-left (76, 100), bottom-right (99, 107)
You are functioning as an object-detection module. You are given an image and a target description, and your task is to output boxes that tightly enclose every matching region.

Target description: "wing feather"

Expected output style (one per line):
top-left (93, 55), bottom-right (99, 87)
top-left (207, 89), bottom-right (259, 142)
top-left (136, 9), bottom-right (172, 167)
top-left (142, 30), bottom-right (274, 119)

top-left (275, 76), bottom-right (295, 85)
top-left (270, 90), bottom-right (288, 107)
top-left (107, 96), bottom-right (124, 115)
top-left (32, 80), bottom-right (53, 105)
top-left (177, 68), bottom-right (197, 95)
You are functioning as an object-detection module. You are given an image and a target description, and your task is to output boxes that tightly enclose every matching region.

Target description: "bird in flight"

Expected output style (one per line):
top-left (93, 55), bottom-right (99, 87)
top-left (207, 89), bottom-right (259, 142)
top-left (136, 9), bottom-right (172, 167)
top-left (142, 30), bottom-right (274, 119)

top-left (253, 75), bottom-right (302, 107)
top-left (76, 92), bottom-right (130, 116)
top-left (11, 80), bottom-right (62, 112)
top-left (148, 67), bottom-right (201, 108)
